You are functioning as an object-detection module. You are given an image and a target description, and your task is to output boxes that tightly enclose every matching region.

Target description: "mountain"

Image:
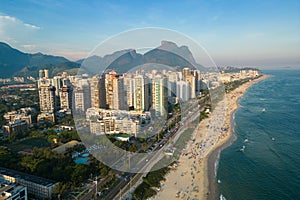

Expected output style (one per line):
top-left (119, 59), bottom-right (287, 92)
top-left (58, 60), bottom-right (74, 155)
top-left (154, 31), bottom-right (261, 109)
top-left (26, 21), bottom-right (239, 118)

top-left (0, 41), bottom-right (205, 78)
top-left (0, 42), bottom-right (78, 78)
top-left (77, 49), bottom-right (140, 75)
top-left (144, 41), bottom-right (204, 71)
top-left (80, 41), bottom-right (205, 75)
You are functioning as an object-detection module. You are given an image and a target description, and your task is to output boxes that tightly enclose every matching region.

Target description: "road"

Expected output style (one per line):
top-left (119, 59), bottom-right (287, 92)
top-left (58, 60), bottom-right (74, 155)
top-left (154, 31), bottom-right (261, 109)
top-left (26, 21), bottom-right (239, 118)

top-left (80, 99), bottom-right (201, 200)
top-left (111, 101), bottom-right (201, 199)
top-left (79, 176), bottom-right (112, 200)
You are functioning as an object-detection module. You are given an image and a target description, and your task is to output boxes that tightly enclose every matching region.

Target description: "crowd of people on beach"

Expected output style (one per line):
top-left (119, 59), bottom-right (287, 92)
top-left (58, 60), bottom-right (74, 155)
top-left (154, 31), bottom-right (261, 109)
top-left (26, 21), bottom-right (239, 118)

top-left (154, 85), bottom-right (250, 200)
top-left (153, 76), bottom-right (269, 200)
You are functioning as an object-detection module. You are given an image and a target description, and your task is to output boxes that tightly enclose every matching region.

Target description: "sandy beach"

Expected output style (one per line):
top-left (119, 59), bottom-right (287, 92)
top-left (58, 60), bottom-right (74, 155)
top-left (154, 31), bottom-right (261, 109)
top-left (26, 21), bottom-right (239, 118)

top-left (153, 75), bottom-right (269, 200)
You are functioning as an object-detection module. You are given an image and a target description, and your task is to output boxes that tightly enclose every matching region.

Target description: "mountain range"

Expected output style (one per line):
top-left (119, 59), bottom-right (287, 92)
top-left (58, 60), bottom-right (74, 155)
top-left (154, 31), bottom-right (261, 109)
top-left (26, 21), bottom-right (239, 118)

top-left (0, 41), bottom-right (205, 78)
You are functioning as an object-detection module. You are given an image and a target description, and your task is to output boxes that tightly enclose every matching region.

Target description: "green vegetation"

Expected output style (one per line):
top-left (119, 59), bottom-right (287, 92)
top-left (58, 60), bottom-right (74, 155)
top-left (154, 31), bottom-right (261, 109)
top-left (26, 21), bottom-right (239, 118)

top-left (133, 157), bottom-right (173, 200)
top-left (8, 137), bottom-right (50, 152)
top-left (0, 146), bottom-right (114, 199)
top-left (173, 128), bottom-right (194, 158)
top-left (0, 88), bottom-right (39, 128)
top-left (131, 90), bottom-right (214, 200)
top-left (224, 75), bottom-right (262, 92)
top-left (133, 182), bottom-right (157, 200)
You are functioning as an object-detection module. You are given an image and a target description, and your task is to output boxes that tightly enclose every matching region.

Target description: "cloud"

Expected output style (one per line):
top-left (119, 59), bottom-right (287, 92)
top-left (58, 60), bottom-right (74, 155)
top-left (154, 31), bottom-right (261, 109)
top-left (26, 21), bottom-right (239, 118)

top-left (0, 15), bottom-right (17, 22)
top-left (24, 23), bottom-right (41, 30)
top-left (0, 15), bottom-right (41, 30)
top-left (22, 44), bottom-right (36, 50)
top-left (0, 14), bottom-right (41, 49)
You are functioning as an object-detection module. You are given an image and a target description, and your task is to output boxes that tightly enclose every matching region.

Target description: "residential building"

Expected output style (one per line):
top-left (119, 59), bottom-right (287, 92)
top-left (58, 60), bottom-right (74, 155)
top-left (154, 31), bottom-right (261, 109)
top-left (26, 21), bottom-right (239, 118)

top-left (2, 109), bottom-right (33, 134)
top-left (90, 75), bottom-right (106, 109)
top-left (37, 113), bottom-right (55, 124)
top-left (185, 74), bottom-right (196, 98)
top-left (123, 74), bottom-right (134, 109)
top-left (166, 71), bottom-right (178, 97)
top-left (152, 75), bottom-right (168, 117)
top-left (193, 70), bottom-right (201, 93)
top-left (59, 85), bottom-right (72, 111)
top-left (133, 75), bottom-right (150, 111)
top-left (38, 79), bottom-right (56, 113)
top-left (52, 76), bottom-right (62, 96)
top-left (86, 108), bottom-right (142, 136)
top-left (0, 168), bottom-right (57, 200)
top-left (176, 81), bottom-right (190, 102)
top-left (105, 71), bottom-right (126, 110)
top-left (74, 78), bottom-right (91, 113)
top-left (0, 182), bottom-right (27, 200)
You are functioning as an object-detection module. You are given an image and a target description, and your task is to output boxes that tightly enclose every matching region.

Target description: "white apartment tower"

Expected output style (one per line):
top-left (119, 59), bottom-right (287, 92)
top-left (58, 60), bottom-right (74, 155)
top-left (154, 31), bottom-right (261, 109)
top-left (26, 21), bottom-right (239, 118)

top-left (176, 80), bottom-right (190, 102)
top-left (59, 85), bottom-right (72, 110)
top-left (152, 75), bottom-right (168, 117)
top-left (74, 78), bottom-right (91, 113)
top-left (124, 74), bottom-right (134, 109)
top-left (38, 79), bottom-right (56, 113)
top-left (166, 71), bottom-right (178, 97)
top-left (133, 75), bottom-right (150, 111)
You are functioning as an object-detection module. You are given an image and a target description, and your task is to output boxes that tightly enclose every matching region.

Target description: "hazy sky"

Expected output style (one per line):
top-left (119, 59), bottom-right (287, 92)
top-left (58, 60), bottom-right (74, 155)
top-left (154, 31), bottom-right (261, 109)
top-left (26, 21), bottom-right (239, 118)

top-left (0, 0), bottom-right (299, 68)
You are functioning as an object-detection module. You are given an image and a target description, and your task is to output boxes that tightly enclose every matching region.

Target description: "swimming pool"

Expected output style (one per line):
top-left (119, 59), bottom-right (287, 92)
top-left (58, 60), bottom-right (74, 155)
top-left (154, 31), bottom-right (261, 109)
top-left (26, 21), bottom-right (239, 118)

top-left (74, 157), bottom-right (88, 164)
top-left (81, 153), bottom-right (90, 157)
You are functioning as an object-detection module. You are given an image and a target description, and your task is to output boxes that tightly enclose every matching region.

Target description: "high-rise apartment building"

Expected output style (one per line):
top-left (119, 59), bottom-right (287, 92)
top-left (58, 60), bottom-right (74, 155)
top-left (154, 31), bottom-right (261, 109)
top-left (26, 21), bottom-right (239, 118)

top-left (90, 75), bottom-right (106, 109)
top-left (182, 68), bottom-right (196, 98)
top-left (124, 74), bottom-right (134, 109)
top-left (166, 72), bottom-right (178, 97)
top-left (185, 74), bottom-right (196, 98)
top-left (176, 80), bottom-right (190, 102)
top-left (133, 75), bottom-right (150, 111)
top-left (74, 78), bottom-right (91, 113)
top-left (193, 70), bottom-right (201, 93)
top-left (105, 71), bottom-right (126, 110)
top-left (152, 75), bottom-right (168, 117)
top-left (38, 79), bottom-right (56, 113)
top-left (182, 68), bottom-right (190, 80)
top-left (52, 76), bottom-right (62, 96)
top-left (59, 85), bottom-right (72, 111)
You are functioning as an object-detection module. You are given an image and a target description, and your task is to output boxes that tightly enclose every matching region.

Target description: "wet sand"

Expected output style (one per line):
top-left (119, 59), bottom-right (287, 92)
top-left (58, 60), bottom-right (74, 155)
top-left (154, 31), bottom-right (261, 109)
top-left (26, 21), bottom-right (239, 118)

top-left (153, 75), bottom-right (269, 200)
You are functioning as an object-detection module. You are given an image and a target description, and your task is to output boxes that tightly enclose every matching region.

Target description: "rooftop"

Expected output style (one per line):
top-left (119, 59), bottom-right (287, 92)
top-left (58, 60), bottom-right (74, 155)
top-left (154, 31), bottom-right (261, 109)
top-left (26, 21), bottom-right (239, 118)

top-left (52, 140), bottom-right (81, 154)
top-left (0, 167), bottom-right (56, 187)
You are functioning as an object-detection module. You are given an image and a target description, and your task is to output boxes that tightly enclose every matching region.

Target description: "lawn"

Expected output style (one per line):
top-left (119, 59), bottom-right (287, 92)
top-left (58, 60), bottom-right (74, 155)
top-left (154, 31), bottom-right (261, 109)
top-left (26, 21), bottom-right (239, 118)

top-left (7, 137), bottom-right (50, 152)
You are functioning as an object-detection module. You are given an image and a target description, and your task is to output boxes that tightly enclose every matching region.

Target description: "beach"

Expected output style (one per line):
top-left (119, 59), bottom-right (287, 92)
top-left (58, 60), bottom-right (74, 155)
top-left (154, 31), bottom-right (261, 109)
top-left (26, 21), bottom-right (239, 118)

top-left (153, 75), bottom-right (269, 200)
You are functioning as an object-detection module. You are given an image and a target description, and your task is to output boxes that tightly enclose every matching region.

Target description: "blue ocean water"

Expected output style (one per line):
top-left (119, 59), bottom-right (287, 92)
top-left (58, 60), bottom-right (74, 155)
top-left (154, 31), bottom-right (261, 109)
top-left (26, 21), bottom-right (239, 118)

top-left (217, 70), bottom-right (300, 200)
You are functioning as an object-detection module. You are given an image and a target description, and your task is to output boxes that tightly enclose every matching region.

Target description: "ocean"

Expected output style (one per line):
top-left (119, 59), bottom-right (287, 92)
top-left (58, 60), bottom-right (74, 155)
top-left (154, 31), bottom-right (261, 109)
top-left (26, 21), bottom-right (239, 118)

top-left (217, 70), bottom-right (300, 200)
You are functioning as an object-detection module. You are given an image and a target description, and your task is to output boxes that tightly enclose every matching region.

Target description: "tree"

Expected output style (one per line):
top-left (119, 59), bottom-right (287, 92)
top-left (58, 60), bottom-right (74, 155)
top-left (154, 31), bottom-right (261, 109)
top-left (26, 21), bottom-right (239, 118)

top-left (71, 164), bottom-right (90, 186)
top-left (128, 144), bottom-right (137, 152)
top-left (101, 166), bottom-right (108, 177)
top-left (52, 182), bottom-right (70, 198)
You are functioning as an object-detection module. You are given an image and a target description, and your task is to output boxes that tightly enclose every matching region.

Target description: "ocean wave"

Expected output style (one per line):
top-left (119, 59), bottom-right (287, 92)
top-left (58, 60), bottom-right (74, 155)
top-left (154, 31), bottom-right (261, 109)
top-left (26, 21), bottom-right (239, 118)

top-left (215, 151), bottom-right (221, 177)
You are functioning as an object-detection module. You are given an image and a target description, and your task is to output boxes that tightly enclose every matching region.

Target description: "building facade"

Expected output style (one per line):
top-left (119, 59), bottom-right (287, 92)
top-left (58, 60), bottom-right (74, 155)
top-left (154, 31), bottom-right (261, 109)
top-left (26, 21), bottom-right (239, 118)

top-left (38, 80), bottom-right (56, 113)
top-left (152, 75), bottom-right (168, 117)
top-left (0, 168), bottom-right (57, 200)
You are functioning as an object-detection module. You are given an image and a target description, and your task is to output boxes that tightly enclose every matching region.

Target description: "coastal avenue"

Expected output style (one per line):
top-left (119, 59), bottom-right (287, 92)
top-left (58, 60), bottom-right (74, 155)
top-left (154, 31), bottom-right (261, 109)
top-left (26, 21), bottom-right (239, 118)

top-left (109, 100), bottom-right (202, 200)
top-left (78, 97), bottom-right (204, 200)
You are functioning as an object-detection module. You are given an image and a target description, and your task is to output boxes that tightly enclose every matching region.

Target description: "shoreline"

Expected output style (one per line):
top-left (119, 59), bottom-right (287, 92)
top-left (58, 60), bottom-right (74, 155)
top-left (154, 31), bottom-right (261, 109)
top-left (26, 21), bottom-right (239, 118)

top-left (153, 75), bottom-right (269, 200)
top-left (206, 75), bottom-right (270, 200)
top-left (206, 109), bottom-right (237, 200)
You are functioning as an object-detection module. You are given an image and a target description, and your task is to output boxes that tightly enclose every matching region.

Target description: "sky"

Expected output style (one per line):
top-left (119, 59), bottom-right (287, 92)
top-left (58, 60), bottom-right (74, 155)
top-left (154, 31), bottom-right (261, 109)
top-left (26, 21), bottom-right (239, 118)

top-left (0, 0), bottom-right (299, 68)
